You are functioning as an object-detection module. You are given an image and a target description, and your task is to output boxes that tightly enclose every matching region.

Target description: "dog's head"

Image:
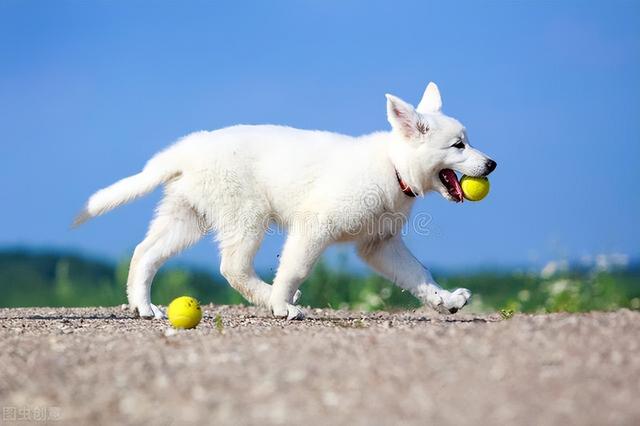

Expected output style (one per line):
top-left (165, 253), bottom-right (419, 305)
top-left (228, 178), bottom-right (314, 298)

top-left (386, 82), bottom-right (496, 202)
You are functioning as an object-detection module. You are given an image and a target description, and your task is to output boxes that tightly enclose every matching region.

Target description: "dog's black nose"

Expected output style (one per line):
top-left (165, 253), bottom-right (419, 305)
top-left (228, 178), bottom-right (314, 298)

top-left (485, 159), bottom-right (497, 174)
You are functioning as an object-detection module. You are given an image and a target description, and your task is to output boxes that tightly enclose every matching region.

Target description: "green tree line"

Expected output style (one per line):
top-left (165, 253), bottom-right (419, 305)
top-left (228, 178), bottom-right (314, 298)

top-left (1, 249), bottom-right (639, 313)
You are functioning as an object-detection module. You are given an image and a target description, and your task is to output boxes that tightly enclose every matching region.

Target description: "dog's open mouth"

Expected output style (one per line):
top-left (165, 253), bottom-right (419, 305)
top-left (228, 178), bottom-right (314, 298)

top-left (439, 169), bottom-right (463, 202)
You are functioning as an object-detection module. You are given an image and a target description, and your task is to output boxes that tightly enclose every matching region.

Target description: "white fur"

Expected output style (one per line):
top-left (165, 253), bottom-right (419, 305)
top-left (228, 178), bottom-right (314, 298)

top-left (75, 82), bottom-right (495, 319)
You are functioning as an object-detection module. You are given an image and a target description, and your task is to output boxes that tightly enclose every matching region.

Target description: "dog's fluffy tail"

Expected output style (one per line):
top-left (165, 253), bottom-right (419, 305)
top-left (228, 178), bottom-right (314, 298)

top-left (72, 161), bottom-right (181, 228)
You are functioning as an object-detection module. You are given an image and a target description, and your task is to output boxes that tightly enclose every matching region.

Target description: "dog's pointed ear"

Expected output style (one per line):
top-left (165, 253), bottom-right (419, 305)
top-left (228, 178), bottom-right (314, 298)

top-left (416, 82), bottom-right (442, 114)
top-left (386, 94), bottom-right (420, 139)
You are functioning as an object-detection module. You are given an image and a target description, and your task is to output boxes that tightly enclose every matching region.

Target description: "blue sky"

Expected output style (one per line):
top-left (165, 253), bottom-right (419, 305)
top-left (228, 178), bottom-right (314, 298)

top-left (1, 1), bottom-right (638, 272)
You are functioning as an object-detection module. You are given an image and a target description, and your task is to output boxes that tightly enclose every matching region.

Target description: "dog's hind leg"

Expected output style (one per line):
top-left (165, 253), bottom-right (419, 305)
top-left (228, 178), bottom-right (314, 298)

top-left (218, 225), bottom-right (274, 307)
top-left (127, 198), bottom-right (203, 319)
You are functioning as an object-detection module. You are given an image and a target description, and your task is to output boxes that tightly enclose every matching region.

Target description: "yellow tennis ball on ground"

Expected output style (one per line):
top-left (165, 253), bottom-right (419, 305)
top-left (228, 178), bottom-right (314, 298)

top-left (167, 296), bottom-right (202, 329)
top-left (460, 175), bottom-right (490, 201)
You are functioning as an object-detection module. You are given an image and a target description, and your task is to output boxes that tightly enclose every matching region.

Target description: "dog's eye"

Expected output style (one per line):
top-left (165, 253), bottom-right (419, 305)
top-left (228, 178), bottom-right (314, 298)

top-left (452, 140), bottom-right (465, 149)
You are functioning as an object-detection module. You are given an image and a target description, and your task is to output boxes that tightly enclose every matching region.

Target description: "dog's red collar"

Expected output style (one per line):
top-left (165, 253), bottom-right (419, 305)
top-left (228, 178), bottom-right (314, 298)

top-left (395, 170), bottom-right (417, 197)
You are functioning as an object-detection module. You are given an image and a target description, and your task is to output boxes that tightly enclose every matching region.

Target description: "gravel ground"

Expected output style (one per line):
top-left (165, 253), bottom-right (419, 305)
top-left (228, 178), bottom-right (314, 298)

top-left (0, 306), bottom-right (639, 426)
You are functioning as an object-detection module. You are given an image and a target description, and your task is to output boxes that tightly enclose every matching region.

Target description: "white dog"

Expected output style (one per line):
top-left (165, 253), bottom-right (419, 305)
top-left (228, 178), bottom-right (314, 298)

top-left (74, 82), bottom-right (496, 320)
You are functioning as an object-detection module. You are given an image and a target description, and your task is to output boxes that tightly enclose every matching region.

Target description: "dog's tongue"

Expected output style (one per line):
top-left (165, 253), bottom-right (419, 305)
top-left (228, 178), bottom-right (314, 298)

top-left (439, 169), bottom-right (464, 202)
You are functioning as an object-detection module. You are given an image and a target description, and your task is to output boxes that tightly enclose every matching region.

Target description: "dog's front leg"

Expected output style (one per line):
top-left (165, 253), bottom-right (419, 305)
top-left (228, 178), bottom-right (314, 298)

top-left (357, 236), bottom-right (471, 314)
top-left (270, 233), bottom-right (327, 320)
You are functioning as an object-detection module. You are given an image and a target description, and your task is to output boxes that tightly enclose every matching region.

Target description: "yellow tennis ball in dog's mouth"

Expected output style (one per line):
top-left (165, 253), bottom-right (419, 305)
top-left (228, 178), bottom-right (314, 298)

top-left (460, 176), bottom-right (490, 201)
top-left (167, 296), bottom-right (202, 329)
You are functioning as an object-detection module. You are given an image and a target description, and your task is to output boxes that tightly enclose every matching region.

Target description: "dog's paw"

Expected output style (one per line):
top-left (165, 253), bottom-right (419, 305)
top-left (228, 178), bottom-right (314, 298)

top-left (132, 303), bottom-right (166, 320)
top-left (440, 288), bottom-right (471, 314)
top-left (270, 301), bottom-right (305, 321)
top-left (424, 292), bottom-right (445, 312)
